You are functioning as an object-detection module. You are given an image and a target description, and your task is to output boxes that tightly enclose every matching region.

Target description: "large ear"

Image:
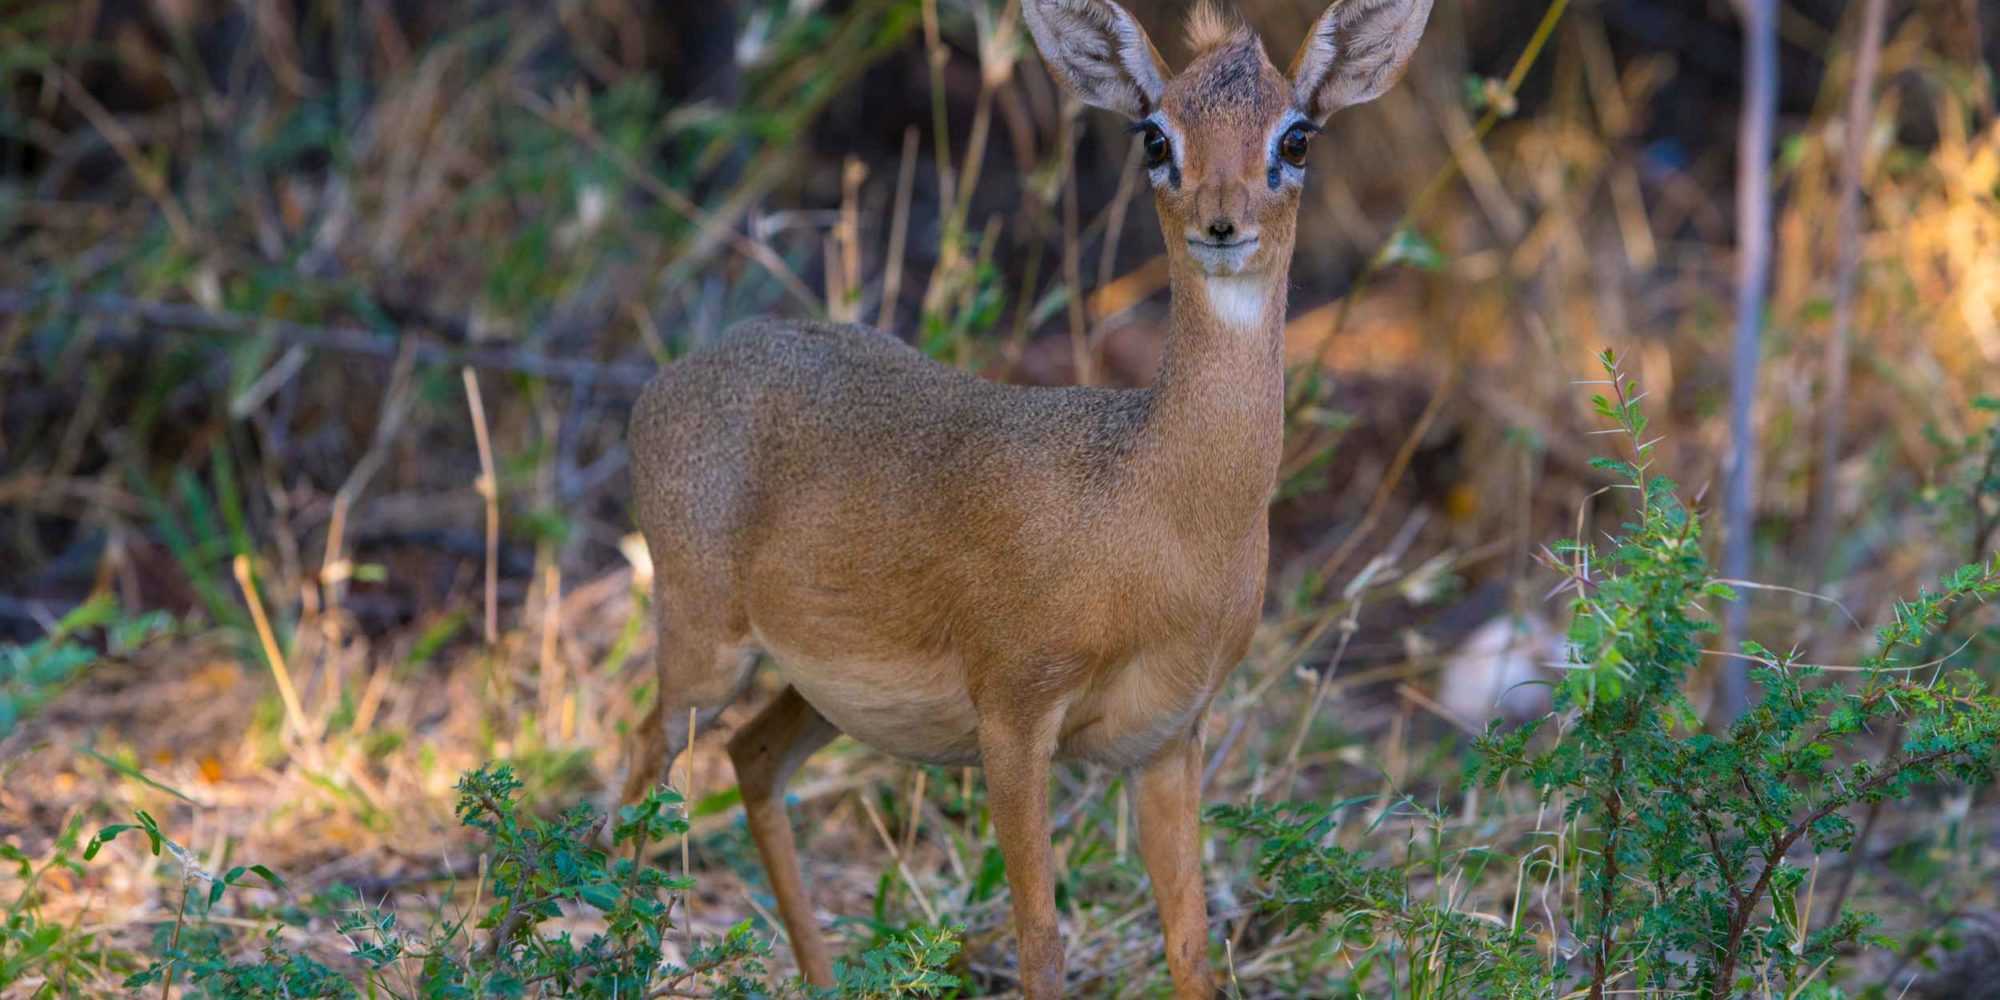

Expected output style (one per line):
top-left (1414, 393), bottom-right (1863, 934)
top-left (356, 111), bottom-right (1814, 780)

top-left (1287, 0), bottom-right (1433, 123)
top-left (1021, 0), bottom-right (1169, 119)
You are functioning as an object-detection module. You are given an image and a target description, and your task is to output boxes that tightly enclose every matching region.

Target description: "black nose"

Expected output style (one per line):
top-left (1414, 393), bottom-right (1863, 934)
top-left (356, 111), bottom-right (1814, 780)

top-left (1206, 220), bottom-right (1236, 243)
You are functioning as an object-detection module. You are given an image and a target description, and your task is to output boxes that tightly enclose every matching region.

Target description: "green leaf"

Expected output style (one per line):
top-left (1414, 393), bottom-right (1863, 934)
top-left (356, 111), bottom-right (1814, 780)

top-left (1380, 226), bottom-right (1446, 271)
top-left (84, 824), bottom-right (134, 860)
top-left (77, 746), bottom-right (198, 803)
top-left (578, 882), bottom-right (622, 911)
top-left (53, 594), bottom-right (119, 635)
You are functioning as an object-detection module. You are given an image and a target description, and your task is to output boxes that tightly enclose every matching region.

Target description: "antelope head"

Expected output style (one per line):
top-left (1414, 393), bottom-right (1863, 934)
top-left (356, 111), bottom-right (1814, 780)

top-left (1024, 0), bottom-right (1433, 325)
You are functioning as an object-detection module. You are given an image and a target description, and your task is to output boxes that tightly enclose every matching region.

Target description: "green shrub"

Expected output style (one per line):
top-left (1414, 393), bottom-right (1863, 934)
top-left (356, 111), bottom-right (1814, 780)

top-left (1, 597), bottom-right (172, 740)
top-left (71, 765), bottom-right (962, 999)
top-left (1215, 351), bottom-right (2000, 998)
top-left (3, 815), bottom-right (139, 993)
top-left (1211, 798), bottom-right (1555, 999)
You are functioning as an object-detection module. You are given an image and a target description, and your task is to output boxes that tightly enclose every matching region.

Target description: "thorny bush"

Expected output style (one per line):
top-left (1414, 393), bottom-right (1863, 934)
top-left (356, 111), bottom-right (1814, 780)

top-left (1215, 351), bottom-right (2000, 998)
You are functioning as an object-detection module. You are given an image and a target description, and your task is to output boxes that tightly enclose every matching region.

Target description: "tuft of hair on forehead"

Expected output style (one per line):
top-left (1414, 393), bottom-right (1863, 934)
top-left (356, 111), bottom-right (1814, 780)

top-left (1182, 0), bottom-right (1241, 56)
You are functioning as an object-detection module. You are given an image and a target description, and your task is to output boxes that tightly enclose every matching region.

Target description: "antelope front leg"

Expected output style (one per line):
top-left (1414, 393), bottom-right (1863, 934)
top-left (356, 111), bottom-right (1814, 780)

top-left (978, 714), bottom-right (1065, 999)
top-left (1138, 734), bottom-right (1215, 997)
top-left (727, 687), bottom-right (840, 986)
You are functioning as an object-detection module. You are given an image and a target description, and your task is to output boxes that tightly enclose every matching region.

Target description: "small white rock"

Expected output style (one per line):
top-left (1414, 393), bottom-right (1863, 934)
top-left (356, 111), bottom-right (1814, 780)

top-left (1438, 614), bottom-right (1558, 728)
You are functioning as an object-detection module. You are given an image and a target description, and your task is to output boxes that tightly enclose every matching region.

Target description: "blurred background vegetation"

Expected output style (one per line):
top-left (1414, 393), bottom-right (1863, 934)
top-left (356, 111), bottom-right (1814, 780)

top-left (2, 0), bottom-right (1997, 995)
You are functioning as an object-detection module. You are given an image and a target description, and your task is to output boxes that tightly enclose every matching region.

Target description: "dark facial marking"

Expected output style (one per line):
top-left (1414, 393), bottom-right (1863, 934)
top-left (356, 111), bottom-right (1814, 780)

top-left (1184, 34), bottom-right (1268, 112)
top-left (1166, 31), bottom-right (1286, 138)
top-left (1202, 40), bottom-right (1260, 103)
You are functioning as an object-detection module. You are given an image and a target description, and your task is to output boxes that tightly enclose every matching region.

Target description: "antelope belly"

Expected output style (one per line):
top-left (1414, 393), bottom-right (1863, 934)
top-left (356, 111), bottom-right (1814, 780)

top-left (761, 640), bottom-right (983, 765)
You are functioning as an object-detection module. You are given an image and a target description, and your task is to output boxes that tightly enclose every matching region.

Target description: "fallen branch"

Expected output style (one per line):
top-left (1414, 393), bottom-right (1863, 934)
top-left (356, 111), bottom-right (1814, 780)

top-left (0, 292), bottom-right (656, 396)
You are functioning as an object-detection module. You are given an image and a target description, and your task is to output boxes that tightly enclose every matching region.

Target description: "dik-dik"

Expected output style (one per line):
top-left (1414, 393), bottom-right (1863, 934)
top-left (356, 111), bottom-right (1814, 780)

top-left (619, 0), bottom-right (1431, 995)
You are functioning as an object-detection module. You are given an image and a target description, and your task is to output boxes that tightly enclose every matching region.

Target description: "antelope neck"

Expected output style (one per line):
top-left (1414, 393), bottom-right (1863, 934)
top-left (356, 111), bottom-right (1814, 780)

top-left (1127, 261), bottom-right (1287, 537)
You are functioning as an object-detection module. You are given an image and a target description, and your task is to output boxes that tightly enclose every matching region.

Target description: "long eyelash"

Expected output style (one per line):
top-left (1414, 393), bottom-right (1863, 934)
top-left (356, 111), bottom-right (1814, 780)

top-left (1126, 120), bottom-right (1153, 134)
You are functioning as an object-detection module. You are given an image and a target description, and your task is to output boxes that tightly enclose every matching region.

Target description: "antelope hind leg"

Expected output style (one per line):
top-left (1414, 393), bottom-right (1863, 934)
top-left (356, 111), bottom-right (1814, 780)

top-left (614, 607), bottom-right (757, 808)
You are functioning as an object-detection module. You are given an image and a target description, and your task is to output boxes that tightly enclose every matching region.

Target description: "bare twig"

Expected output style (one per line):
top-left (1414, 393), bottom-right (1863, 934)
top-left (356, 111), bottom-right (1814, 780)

top-left (322, 344), bottom-right (419, 615)
top-left (878, 127), bottom-right (921, 333)
top-left (822, 231), bottom-right (846, 323)
top-left (1059, 108), bottom-right (1091, 384)
top-left (920, 0), bottom-right (956, 223)
top-left (1087, 141), bottom-right (1147, 356)
top-left (949, 0), bottom-right (1018, 232)
top-left (514, 90), bottom-right (820, 314)
top-left (1295, 0), bottom-right (1570, 390)
top-left (1315, 372), bottom-right (1458, 584)
top-left (40, 64), bottom-right (196, 246)
top-left (683, 705), bottom-right (697, 941)
top-left (1708, 578), bottom-right (1860, 629)
top-left (161, 875), bottom-right (191, 1000)
top-left (0, 292), bottom-right (654, 394)
top-left (1809, 0), bottom-right (1891, 590)
top-left (462, 369), bottom-right (500, 646)
top-left (1268, 568), bottom-right (1378, 801)
top-left (858, 787), bottom-right (941, 924)
top-left (834, 157), bottom-right (868, 324)
top-left (539, 563), bottom-right (564, 740)
top-left (234, 554), bottom-right (311, 741)
top-left (902, 768), bottom-right (927, 859)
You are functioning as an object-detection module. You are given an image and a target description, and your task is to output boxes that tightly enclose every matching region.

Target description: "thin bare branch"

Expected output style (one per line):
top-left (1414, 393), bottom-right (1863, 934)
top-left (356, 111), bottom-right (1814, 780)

top-left (0, 292), bottom-right (654, 394)
top-left (1809, 0), bottom-right (1892, 590)
top-left (1717, 0), bottom-right (1780, 723)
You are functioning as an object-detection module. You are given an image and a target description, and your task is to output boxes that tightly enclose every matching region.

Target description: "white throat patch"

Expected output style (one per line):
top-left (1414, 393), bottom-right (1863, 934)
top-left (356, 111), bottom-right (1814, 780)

top-left (1206, 276), bottom-right (1272, 329)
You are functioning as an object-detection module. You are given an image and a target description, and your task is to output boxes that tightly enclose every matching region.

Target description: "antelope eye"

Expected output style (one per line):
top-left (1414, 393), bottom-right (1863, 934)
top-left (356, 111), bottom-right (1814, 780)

top-left (1139, 122), bottom-right (1171, 170)
top-left (1279, 123), bottom-right (1313, 168)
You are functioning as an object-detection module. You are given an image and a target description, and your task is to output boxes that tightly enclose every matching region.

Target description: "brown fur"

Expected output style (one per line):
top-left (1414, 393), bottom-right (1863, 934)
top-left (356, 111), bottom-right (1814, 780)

top-left (617, 1), bottom-right (1431, 996)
